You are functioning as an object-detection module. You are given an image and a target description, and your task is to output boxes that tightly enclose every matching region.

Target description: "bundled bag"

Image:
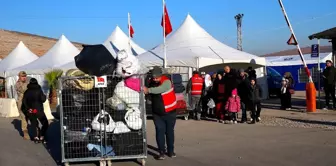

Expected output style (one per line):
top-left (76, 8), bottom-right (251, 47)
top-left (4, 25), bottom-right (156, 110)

top-left (207, 98), bottom-right (216, 109)
top-left (113, 121), bottom-right (131, 134)
top-left (91, 110), bottom-right (116, 132)
top-left (106, 95), bottom-right (126, 111)
top-left (124, 77), bottom-right (141, 92)
top-left (174, 84), bottom-right (185, 93)
top-left (175, 93), bottom-right (185, 101)
top-left (124, 108), bottom-right (142, 130)
top-left (63, 69), bottom-right (94, 91)
top-left (75, 44), bottom-right (117, 76)
top-left (176, 100), bottom-right (187, 109)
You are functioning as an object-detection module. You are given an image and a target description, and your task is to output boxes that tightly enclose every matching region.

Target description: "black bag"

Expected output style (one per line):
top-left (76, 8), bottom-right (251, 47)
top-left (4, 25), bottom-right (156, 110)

top-left (75, 44), bottom-right (117, 76)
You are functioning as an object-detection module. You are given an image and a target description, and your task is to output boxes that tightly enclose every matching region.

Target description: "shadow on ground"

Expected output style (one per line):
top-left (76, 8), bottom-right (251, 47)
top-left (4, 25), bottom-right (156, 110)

top-left (279, 117), bottom-right (336, 127)
top-left (262, 97), bottom-right (326, 110)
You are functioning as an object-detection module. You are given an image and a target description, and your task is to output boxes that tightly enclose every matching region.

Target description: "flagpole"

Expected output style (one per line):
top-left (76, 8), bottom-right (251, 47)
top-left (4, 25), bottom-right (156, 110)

top-left (128, 12), bottom-right (132, 52)
top-left (163, 0), bottom-right (167, 68)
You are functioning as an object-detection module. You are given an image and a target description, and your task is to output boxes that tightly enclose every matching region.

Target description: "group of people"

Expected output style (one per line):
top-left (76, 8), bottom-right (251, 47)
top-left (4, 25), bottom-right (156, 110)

top-left (187, 66), bottom-right (263, 124)
top-left (15, 71), bottom-right (49, 143)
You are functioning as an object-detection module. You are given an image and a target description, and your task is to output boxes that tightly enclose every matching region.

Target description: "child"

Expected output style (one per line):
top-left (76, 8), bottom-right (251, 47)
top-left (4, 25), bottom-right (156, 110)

top-left (225, 89), bottom-right (241, 124)
top-left (280, 78), bottom-right (292, 110)
top-left (247, 77), bottom-right (262, 124)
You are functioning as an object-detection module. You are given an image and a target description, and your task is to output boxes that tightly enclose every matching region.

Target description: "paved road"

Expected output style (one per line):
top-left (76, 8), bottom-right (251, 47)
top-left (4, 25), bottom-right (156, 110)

top-left (0, 117), bottom-right (335, 166)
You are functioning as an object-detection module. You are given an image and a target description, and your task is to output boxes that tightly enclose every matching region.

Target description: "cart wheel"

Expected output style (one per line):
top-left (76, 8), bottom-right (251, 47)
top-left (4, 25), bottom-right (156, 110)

top-left (141, 159), bottom-right (146, 166)
top-left (64, 162), bottom-right (70, 166)
top-left (184, 115), bottom-right (189, 120)
top-left (107, 160), bottom-right (112, 166)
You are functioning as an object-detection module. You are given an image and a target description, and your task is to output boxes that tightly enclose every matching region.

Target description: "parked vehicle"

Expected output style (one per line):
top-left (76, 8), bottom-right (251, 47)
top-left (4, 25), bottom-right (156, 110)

top-left (266, 67), bottom-right (283, 98)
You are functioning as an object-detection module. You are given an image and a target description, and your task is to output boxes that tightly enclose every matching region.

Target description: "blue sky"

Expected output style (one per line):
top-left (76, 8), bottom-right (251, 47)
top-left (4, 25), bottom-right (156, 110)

top-left (0, 0), bottom-right (335, 55)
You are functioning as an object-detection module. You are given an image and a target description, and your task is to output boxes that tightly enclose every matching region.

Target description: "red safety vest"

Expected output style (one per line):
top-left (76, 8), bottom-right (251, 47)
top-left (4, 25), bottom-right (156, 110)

top-left (191, 74), bottom-right (204, 95)
top-left (160, 76), bottom-right (177, 112)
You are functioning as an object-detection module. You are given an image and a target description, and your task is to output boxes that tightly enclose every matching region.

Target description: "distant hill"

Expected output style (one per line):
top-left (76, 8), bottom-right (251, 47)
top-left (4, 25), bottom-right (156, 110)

top-left (0, 29), bottom-right (84, 59)
top-left (261, 45), bottom-right (332, 57)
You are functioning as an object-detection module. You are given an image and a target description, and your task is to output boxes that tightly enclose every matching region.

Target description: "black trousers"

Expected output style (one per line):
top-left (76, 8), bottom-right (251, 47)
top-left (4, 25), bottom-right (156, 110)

top-left (28, 112), bottom-right (49, 138)
top-left (249, 102), bottom-right (261, 120)
top-left (280, 92), bottom-right (292, 109)
top-left (324, 84), bottom-right (336, 107)
top-left (153, 111), bottom-right (176, 154)
top-left (228, 112), bottom-right (237, 121)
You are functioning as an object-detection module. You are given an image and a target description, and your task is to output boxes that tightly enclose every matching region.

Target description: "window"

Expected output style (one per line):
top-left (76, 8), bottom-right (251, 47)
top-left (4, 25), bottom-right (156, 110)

top-left (297, 67), bottom-right (320, 83)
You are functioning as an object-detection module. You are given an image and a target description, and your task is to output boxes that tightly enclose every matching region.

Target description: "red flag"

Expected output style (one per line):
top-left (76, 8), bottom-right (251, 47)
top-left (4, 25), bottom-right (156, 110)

top-left (129, 24), bottom-right (134, 38)
top-left (161, 4), bottom-right (173, 37)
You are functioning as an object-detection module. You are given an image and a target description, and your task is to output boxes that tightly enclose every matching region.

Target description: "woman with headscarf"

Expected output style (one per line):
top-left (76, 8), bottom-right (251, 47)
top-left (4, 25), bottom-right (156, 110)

top-left (201, 74), bottom-right (214, 118)
top-left (22, 78), bottom-right (48, 143)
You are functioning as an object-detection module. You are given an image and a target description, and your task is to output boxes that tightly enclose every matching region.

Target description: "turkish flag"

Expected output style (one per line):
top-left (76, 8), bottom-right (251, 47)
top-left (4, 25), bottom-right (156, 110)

top-left (161, 4), bottom-right (173, 37)
top-left (129, 24), bottom-right (134, 38)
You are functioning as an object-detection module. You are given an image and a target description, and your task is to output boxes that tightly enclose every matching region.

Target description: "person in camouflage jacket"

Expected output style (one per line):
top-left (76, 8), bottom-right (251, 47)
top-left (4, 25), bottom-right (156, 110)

top-left (15, 71), bottom-right (29, 140)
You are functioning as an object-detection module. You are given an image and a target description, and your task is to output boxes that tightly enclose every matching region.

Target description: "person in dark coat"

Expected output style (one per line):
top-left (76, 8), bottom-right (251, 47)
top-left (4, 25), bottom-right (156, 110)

top-left (322, 60), bottom-right (336, 109)
top-left (246, 66), bottom-right (257, 81)
top-left (280, 78), bottom-right (292, 110)
top-left (247, 77), bottom-right (262, 124)
top-left (212, 73), bottom-right (226, 122)
top-left (22, 78), bottom-right (48, 143)
top-left (237, 69), bottom-right (250, 123)
top-left (143, 66), bottom-right (177, 160)
top-left (222, 66), bottom-right (238, 123)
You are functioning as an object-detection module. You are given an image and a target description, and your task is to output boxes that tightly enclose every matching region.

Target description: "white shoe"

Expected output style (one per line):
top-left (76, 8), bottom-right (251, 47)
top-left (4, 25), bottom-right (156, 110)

top-left (250, 118), bottom-right (253, 121)
top-left (286, 108), bottom-right (291, 110)
top-left (257, 117), bottom-right (261, 121)
top-left (234, 121), bottom-right (237, 124)
top-left (323, 108), bottom-right (328, 110)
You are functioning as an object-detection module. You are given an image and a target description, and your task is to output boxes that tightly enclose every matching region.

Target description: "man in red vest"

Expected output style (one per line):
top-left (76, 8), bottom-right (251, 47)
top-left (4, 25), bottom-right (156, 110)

top-left (187, 71), bottom-right (204, 120)
top-left (143, 66), bottom-right (177, 160)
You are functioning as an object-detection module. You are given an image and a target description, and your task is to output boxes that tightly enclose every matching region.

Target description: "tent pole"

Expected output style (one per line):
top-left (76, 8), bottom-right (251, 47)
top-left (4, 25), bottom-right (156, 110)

top-left (128, 12), bottom-right (131, 52)
top-left (317, 39), bottom-right (321, 108)
top-left (163, 0), bottom-right (167, 69)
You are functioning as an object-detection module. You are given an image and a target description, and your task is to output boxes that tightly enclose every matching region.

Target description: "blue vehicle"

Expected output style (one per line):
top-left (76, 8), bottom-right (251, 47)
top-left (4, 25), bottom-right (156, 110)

top-left (266, 66), bottom-right (283, 97)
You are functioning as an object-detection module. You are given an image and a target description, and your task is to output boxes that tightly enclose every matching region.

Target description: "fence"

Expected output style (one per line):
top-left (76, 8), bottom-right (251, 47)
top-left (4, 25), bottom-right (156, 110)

top-left (58, 75), bottom-right (147, 166)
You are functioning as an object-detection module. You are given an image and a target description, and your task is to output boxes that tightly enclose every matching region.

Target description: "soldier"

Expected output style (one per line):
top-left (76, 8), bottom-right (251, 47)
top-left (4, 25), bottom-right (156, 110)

top-left (15, 71), bottom-right (29, 140)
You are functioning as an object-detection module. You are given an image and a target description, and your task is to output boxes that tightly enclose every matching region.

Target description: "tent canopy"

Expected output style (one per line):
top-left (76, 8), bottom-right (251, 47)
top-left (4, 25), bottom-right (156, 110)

top-left (0, 41), bottom-right (39, 77)
top-left (138, 14), bottom-right (266, 69)
top-left (266, 52), bottom-right (332, 66)
top-left (8, 35), bottom-right (80, 76)
top-left (103, 26), bottom-right (146, 58)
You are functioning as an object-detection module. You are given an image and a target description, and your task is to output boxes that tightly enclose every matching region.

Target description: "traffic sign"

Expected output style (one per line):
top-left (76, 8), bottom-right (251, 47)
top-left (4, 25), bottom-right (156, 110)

top-left (311, 44), bottom-right (319, 58)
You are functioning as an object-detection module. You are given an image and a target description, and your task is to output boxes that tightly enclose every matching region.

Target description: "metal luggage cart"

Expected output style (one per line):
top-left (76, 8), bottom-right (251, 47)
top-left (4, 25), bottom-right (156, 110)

top-left (58, 75), bottom-right (147, 166)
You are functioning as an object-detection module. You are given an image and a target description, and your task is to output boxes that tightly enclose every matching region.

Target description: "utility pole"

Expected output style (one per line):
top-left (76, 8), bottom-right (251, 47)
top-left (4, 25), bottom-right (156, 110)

top-left (234, 13), bottom-right (244, 51)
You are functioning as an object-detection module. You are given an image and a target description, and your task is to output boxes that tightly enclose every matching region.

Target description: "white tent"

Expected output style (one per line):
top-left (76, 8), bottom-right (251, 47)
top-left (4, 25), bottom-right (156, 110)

top-left (0, 41), bottom-right (39, 77)
top-left (8, 35), bottom-right (80, 76)
top-left (138, 14), bottom-right (266, 70)
top-left (60, 26), bottom-right (147, 70)
top-left (266, 52), bottom-right (332, 66)
top-left (103, 26), bottom-right (146, 57)
top-left (138, 14), bottom-right (268, 98)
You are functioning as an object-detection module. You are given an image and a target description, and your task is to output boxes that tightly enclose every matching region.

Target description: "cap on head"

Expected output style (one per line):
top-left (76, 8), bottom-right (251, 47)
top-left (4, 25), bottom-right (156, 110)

top-left (326, 60), bottom-right (333, 63)
top-left (18, 71), bottom-right (27, 77)
top-left (151, 66), bottom-right (163, 78)
top-left (239, 68), bottom-right (245, 73)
